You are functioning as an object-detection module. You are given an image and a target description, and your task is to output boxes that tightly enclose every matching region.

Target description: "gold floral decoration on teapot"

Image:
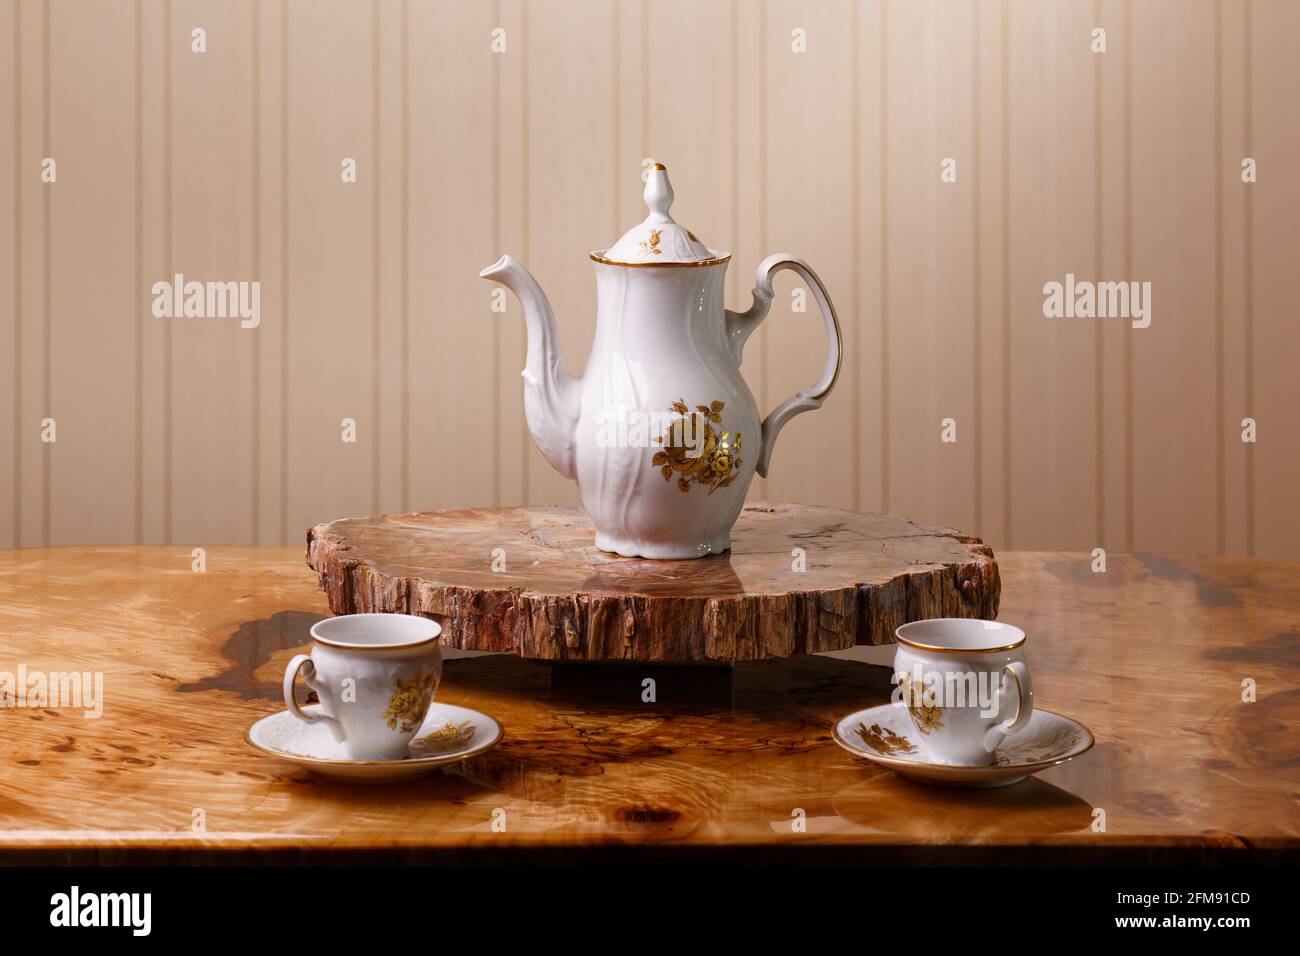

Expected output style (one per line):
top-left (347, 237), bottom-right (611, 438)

top-left (651, 399), bottom-right (743, 494)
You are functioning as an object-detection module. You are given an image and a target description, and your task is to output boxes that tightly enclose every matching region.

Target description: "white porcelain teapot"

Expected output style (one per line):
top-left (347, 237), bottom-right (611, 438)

top-left (481, 164), bottom-right (842, 559)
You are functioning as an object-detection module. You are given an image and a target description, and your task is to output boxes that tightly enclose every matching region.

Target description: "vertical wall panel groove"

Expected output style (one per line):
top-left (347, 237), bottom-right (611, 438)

top-left (763, 0), bottom-right (855, 508)
top-left (161, 0), bottom-right (172, 544)
top-left (168, 0), bottom-right (256, 547)
top-left (1242, 0), bottom-right (1255, 555)
top-left (728, 0), bottom-right (738, 327)
top-left (399, 0), bottom-right (409, 513)
top-left (250, 0), bottom-right (262, 545)
top-left (972, 0), bottom-right (983, 535)
top-left (492, 0), bottom-right (503, 507)
top-left (998, 0), bottom-right (1011, 548)
top-left (519, 0), bottom-right (529, 504)
top-left (850, 0), bottom-right (861, 512)
top-left (1121, 0), bottom-right (1133, 551)
top-left (640, 0), bottom-right (649, 159)
top-left (1091, 0), bottom-right (1104, 547)
top-left (370, 0), bottom-right (381, 516)
top-left (1250, 0), bottom-right (1298, 561)
top-left (1129, 0), bottom-right (1217, 555)
top-left (277, 0), bottom-right (288, 544)
top-left (375, 0), bottom-right (403, 517)
top-left (879, 0), bottom-right (890, 515)
top-left (1008, 0), bottom-right (1098, 551)
top-left (494, 0), bottom-right (526, 508)
top-left (408, 0), bottom-right (501, 513)
top-left (885, 0), bottom-right (976, 533)
top-left (41, 0), bottom-right (50, 546)
top-left (15, 0), bottom-right (46, 548)
top-left (9, 0), bottom-right (21, 548)
top-left (855, 0), bottom-right (883, 517)
top-left (760, 0), bottom-right (766, 418)
top-left (1213, 0), bottom-right (1224, 552)
top-left (133, 0), bottom-right (143, 544)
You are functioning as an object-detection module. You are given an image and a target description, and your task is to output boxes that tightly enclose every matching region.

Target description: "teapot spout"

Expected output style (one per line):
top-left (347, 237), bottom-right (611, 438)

top-left (479, 256), bottom-right (581, 480)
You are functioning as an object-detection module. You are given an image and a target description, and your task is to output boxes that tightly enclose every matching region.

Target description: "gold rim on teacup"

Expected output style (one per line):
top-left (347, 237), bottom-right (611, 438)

top-left (308, 612), bottom-right (442, 651)
top-left (894, 618), bottom-right (1026, 655)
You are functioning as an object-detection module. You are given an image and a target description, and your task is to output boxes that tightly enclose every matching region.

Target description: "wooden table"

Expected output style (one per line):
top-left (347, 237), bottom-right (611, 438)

top-left (0, 546), bottom-right (1296, 864)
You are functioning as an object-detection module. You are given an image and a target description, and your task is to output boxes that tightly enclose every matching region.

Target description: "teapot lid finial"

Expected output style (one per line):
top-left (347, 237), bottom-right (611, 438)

top-left (593, 164), bottom-right (729, 267)
top-left (644, 164), bottom-right (674, 222)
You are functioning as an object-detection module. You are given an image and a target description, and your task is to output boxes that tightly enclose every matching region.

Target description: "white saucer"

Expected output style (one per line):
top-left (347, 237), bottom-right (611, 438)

top-left (832, 702), bottom-right (1094, 788)
top-left (247, 702), bottom-right (503, 783)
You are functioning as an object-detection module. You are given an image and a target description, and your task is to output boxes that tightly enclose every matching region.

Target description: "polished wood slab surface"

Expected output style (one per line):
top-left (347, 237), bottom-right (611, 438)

top-left (0, 546), bottom-right (1296, 864)
top-left (307, 503), bottom-right (1000, 661)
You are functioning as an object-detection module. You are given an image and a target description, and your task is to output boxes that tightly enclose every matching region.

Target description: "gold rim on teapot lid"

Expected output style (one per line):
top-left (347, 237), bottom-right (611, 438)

top-left (592, 164), bottom-right (730, 268)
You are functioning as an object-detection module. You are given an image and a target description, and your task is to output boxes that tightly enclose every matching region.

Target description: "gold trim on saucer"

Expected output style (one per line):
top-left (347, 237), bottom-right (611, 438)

top-left (245, 709), bottom-right (504, 769)
top-left (830, 708), bottom-right (1095, 776)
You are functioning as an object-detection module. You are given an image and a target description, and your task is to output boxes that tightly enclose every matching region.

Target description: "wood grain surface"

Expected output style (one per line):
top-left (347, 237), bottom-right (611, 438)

top-left (306, 503), bottom-right (1001, 661)
top-left (0, 545), bottom-right (1296, 865)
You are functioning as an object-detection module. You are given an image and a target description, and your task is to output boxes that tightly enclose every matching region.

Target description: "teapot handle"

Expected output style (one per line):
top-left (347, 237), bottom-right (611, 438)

top-left (725, 254), bottom-right (843, 477)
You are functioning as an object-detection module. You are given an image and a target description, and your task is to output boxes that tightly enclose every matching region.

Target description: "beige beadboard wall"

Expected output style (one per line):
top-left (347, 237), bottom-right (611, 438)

top-left (2, 0), bottom-right (1297, 559)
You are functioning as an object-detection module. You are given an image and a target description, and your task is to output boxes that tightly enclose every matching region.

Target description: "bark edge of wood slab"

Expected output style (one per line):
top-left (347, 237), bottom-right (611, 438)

top-left (305, 503), bottom-right (1000, 662)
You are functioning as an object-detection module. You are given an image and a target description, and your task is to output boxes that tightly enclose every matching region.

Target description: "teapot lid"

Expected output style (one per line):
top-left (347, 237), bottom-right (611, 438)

top-left (593, 164), bottom-right (730, 267)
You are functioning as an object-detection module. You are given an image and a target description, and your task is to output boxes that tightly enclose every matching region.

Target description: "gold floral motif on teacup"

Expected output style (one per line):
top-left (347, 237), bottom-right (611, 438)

top-left (898, 671), bottom-right (944, 734)
top-left (384, 672), bottom-right (438, 734)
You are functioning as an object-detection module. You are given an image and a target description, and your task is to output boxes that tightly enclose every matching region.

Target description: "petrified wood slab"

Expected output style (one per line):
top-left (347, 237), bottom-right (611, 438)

top-left (305, 503), bottom-right (1000, 662)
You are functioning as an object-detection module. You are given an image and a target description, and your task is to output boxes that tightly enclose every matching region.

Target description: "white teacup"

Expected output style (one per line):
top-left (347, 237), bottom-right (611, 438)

top-left (892, 618), bottom-right (1033, 766)
top-left (283, 613), bottom-right (443, 760)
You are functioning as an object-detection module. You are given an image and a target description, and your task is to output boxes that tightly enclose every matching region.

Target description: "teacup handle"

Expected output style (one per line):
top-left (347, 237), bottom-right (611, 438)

top-left (725, 254), bottom-right (843, 477)
top-left (983, 661), bottom-right (1034, 752)
top-left (283, 654), bottom-right (344, 740)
